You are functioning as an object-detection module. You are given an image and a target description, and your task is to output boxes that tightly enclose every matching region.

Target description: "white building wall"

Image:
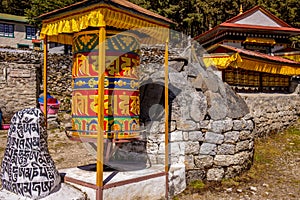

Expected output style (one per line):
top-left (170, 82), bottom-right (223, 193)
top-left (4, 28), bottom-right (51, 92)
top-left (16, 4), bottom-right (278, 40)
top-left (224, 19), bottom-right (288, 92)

top-left (0, 21), bottom-right (33, 48)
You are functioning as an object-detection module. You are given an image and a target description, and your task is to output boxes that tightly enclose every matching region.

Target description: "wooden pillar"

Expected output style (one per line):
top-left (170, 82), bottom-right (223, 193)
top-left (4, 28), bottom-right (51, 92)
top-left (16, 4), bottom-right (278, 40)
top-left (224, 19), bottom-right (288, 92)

top-left (96, 17), bottom-right (106, 200)
top-left (164, 34), bottom-right (169, 200)
top-left (43, 36), bottom-right (48, 126)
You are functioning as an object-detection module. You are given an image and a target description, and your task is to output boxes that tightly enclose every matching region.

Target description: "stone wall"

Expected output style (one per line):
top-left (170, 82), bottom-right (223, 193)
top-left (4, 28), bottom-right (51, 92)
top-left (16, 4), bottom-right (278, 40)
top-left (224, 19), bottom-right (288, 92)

top-left (0, 50), bottom-right (41, 122)
top-left (241, 93), bottom-right (300, 137)
top-left (44, 53), bottom-right (72, 112)
top-left (0, 50), bottom-right (72, 124)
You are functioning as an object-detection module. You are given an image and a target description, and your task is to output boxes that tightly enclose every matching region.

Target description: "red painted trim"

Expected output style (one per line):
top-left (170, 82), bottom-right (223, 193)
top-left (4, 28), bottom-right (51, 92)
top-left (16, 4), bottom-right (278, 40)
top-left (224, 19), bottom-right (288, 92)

top-left (102, 172), bottom-right (166, 189)
top-left (221, 23), bottom-right (300, 33)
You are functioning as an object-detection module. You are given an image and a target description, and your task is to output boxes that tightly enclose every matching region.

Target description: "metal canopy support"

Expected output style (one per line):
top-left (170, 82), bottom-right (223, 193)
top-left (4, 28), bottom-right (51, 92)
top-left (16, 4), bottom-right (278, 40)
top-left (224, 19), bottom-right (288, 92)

top-left (164, 34), bottom-right (169, 200)
top-left (96, 24), bottom-right (106, 200)
top-left (43, 36), bottom-right (48, 126)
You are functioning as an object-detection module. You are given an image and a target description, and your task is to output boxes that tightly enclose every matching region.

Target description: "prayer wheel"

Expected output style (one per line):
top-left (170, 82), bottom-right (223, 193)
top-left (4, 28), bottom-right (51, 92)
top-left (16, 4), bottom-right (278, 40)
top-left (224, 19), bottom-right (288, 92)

top-left (71, 30), bottom-right (140, 140)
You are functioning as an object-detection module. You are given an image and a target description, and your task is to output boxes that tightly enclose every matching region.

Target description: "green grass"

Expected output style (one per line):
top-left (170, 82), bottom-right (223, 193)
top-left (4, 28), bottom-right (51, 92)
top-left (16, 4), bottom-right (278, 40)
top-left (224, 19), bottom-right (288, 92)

top-left (221, 178), bottom-right (240, 187)
top-left (288, 127), bottom-right (300, 136)
top-left (285, 126), bottom-right (300, 151)
top-left (188, 180), bottom-right (205, 190)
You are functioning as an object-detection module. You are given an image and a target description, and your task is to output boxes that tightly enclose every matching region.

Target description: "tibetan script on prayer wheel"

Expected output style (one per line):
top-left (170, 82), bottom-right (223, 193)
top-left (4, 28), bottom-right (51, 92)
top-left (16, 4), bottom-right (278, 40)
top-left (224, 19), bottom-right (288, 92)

top-left (71, 30), bottom-right (140, 140)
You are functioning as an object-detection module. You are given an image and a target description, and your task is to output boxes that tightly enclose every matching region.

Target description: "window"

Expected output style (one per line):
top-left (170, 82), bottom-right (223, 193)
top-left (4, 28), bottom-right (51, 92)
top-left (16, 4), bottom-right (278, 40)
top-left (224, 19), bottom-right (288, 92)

top-left (26, 26), bottom-right (37, 39)
top-left (0, 23), bottom-right (14, 37)
top-left (17, 44), bottom-right (30, 49)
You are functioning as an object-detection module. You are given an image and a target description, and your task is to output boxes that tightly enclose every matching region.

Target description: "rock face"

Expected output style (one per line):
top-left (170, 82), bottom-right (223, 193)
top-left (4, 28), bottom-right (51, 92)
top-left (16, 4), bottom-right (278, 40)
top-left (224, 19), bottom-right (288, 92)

top-left (0, 108), bottom-right (61, 199)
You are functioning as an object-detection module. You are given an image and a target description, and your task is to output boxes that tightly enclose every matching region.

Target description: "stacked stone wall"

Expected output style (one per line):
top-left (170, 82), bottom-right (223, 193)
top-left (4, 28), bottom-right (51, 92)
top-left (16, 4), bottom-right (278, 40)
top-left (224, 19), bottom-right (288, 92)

top-left (139, 47), bottom-right (254, 190)
top-left (242, 93), bottom-right (300, 137)
top-left (0, 50), bottom-right (72, 123)
top-left (0, 50), bottom-right (41, 122)
top-left (44, 53), bottom-right (73, 112)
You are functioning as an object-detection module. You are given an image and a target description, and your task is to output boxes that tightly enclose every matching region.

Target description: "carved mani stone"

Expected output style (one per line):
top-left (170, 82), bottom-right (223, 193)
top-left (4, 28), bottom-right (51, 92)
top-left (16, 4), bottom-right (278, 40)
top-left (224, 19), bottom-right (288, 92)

top-left (0, 108), bottom-right (61, 199)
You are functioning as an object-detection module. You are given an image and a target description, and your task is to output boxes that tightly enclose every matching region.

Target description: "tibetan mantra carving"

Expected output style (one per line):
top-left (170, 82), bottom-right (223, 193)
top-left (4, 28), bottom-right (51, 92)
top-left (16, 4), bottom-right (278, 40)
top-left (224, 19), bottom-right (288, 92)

top-left (71, 31), bottom-right (141, 140)
top-left (0, 108), bottom-right (60, 199)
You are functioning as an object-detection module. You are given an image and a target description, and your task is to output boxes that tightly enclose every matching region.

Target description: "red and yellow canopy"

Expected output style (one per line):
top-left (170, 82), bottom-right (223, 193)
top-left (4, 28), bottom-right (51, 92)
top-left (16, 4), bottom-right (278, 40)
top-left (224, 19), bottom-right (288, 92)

top-left (39, 0), bottom-right (174, 44)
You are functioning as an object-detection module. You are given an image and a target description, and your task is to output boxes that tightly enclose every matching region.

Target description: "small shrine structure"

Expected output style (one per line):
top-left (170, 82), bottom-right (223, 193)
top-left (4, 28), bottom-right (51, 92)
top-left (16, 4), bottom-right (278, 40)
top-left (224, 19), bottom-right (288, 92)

top-left (195, 6), bottom-right (300, 93)
top-left (38, 0), bottom-right (173, 199)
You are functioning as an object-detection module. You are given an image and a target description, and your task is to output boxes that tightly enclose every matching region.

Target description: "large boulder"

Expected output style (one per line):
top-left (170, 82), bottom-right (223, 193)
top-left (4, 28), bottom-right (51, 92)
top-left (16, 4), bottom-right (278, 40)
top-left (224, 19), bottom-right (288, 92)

top-left (0, 108), bottom-right (60, 199)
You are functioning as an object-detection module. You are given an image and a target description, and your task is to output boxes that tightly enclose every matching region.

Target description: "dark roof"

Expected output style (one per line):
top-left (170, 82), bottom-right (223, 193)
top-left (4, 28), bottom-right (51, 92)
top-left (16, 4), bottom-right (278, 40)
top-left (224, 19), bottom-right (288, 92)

top-left (38, 0), bottom-right (174, 25)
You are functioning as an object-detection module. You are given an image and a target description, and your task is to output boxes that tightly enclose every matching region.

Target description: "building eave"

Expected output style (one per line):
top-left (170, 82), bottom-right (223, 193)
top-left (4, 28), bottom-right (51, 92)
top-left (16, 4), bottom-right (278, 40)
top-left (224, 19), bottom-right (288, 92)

top-left (0, 13), bottom-right (28, 24)
top-left (38, 0), bottom-right (174, 26)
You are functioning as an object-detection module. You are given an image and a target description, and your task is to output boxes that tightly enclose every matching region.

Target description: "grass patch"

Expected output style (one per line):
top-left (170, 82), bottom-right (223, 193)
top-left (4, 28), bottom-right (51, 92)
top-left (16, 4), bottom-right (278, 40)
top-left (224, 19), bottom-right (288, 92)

top-left (249, 137), bottom-right (281, 177)
top-left (188, 180), bottom-right (205, 190)
top-left (284, 125), bottom-right (300, 151)
top-left (288, 127), bottom-right (300, 136)
top-left (253, 152), bottom-right (272, 164)
top-left (221, 178), bottom-right (240, 187)
top-left (239, 123), bottom-right (300, 184)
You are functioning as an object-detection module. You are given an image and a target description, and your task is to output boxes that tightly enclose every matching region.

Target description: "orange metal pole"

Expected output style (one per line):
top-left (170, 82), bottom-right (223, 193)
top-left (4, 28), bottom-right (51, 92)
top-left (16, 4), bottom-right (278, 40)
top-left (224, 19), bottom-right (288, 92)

top-left (96, 22), bottom-right (106, 200)
top-left (43, 36), bottom-right (48, 127)
top-left (164, 33), bottom-right (169, 199)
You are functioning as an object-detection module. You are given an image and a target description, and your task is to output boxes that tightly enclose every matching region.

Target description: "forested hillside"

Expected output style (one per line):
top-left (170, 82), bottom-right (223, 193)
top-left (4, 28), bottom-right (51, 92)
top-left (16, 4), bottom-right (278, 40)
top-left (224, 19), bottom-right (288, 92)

top-left (1, 0), bottom-right (299, 39)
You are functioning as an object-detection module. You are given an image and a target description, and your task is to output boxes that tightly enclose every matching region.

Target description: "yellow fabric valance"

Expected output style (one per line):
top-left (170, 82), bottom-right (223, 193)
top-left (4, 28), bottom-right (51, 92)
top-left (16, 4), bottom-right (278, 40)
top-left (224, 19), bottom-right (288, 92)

top-left (244, 37), bottom-right (276, 45)
top-left (40, 6), bottom-right (169, 45)
top-left (202, 53), bottom-right (235, 68)
top-left (281, 54), bottom-right (300, 63)
top-left (203, 53), bottom-right (300, 75)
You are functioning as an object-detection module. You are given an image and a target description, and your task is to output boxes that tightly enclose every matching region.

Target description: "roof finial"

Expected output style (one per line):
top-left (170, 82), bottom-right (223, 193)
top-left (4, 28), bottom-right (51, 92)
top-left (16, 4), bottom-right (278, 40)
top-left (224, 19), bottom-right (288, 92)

top-left (239, 4), bottom-right (243, 14)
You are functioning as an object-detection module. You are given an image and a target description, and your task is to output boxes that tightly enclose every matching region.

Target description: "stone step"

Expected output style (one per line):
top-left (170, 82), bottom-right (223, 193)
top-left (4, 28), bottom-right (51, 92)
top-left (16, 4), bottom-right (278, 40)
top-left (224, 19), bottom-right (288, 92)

top-left (0, 183), bottom-right (86, 200)
top-left (60, 164), bottom-right (168, 200)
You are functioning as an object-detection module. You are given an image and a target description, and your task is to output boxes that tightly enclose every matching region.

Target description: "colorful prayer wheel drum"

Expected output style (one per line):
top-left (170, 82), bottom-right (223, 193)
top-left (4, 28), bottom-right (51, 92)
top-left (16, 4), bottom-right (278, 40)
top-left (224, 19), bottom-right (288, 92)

top-left (71, 30), bottom-right (140, 140)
